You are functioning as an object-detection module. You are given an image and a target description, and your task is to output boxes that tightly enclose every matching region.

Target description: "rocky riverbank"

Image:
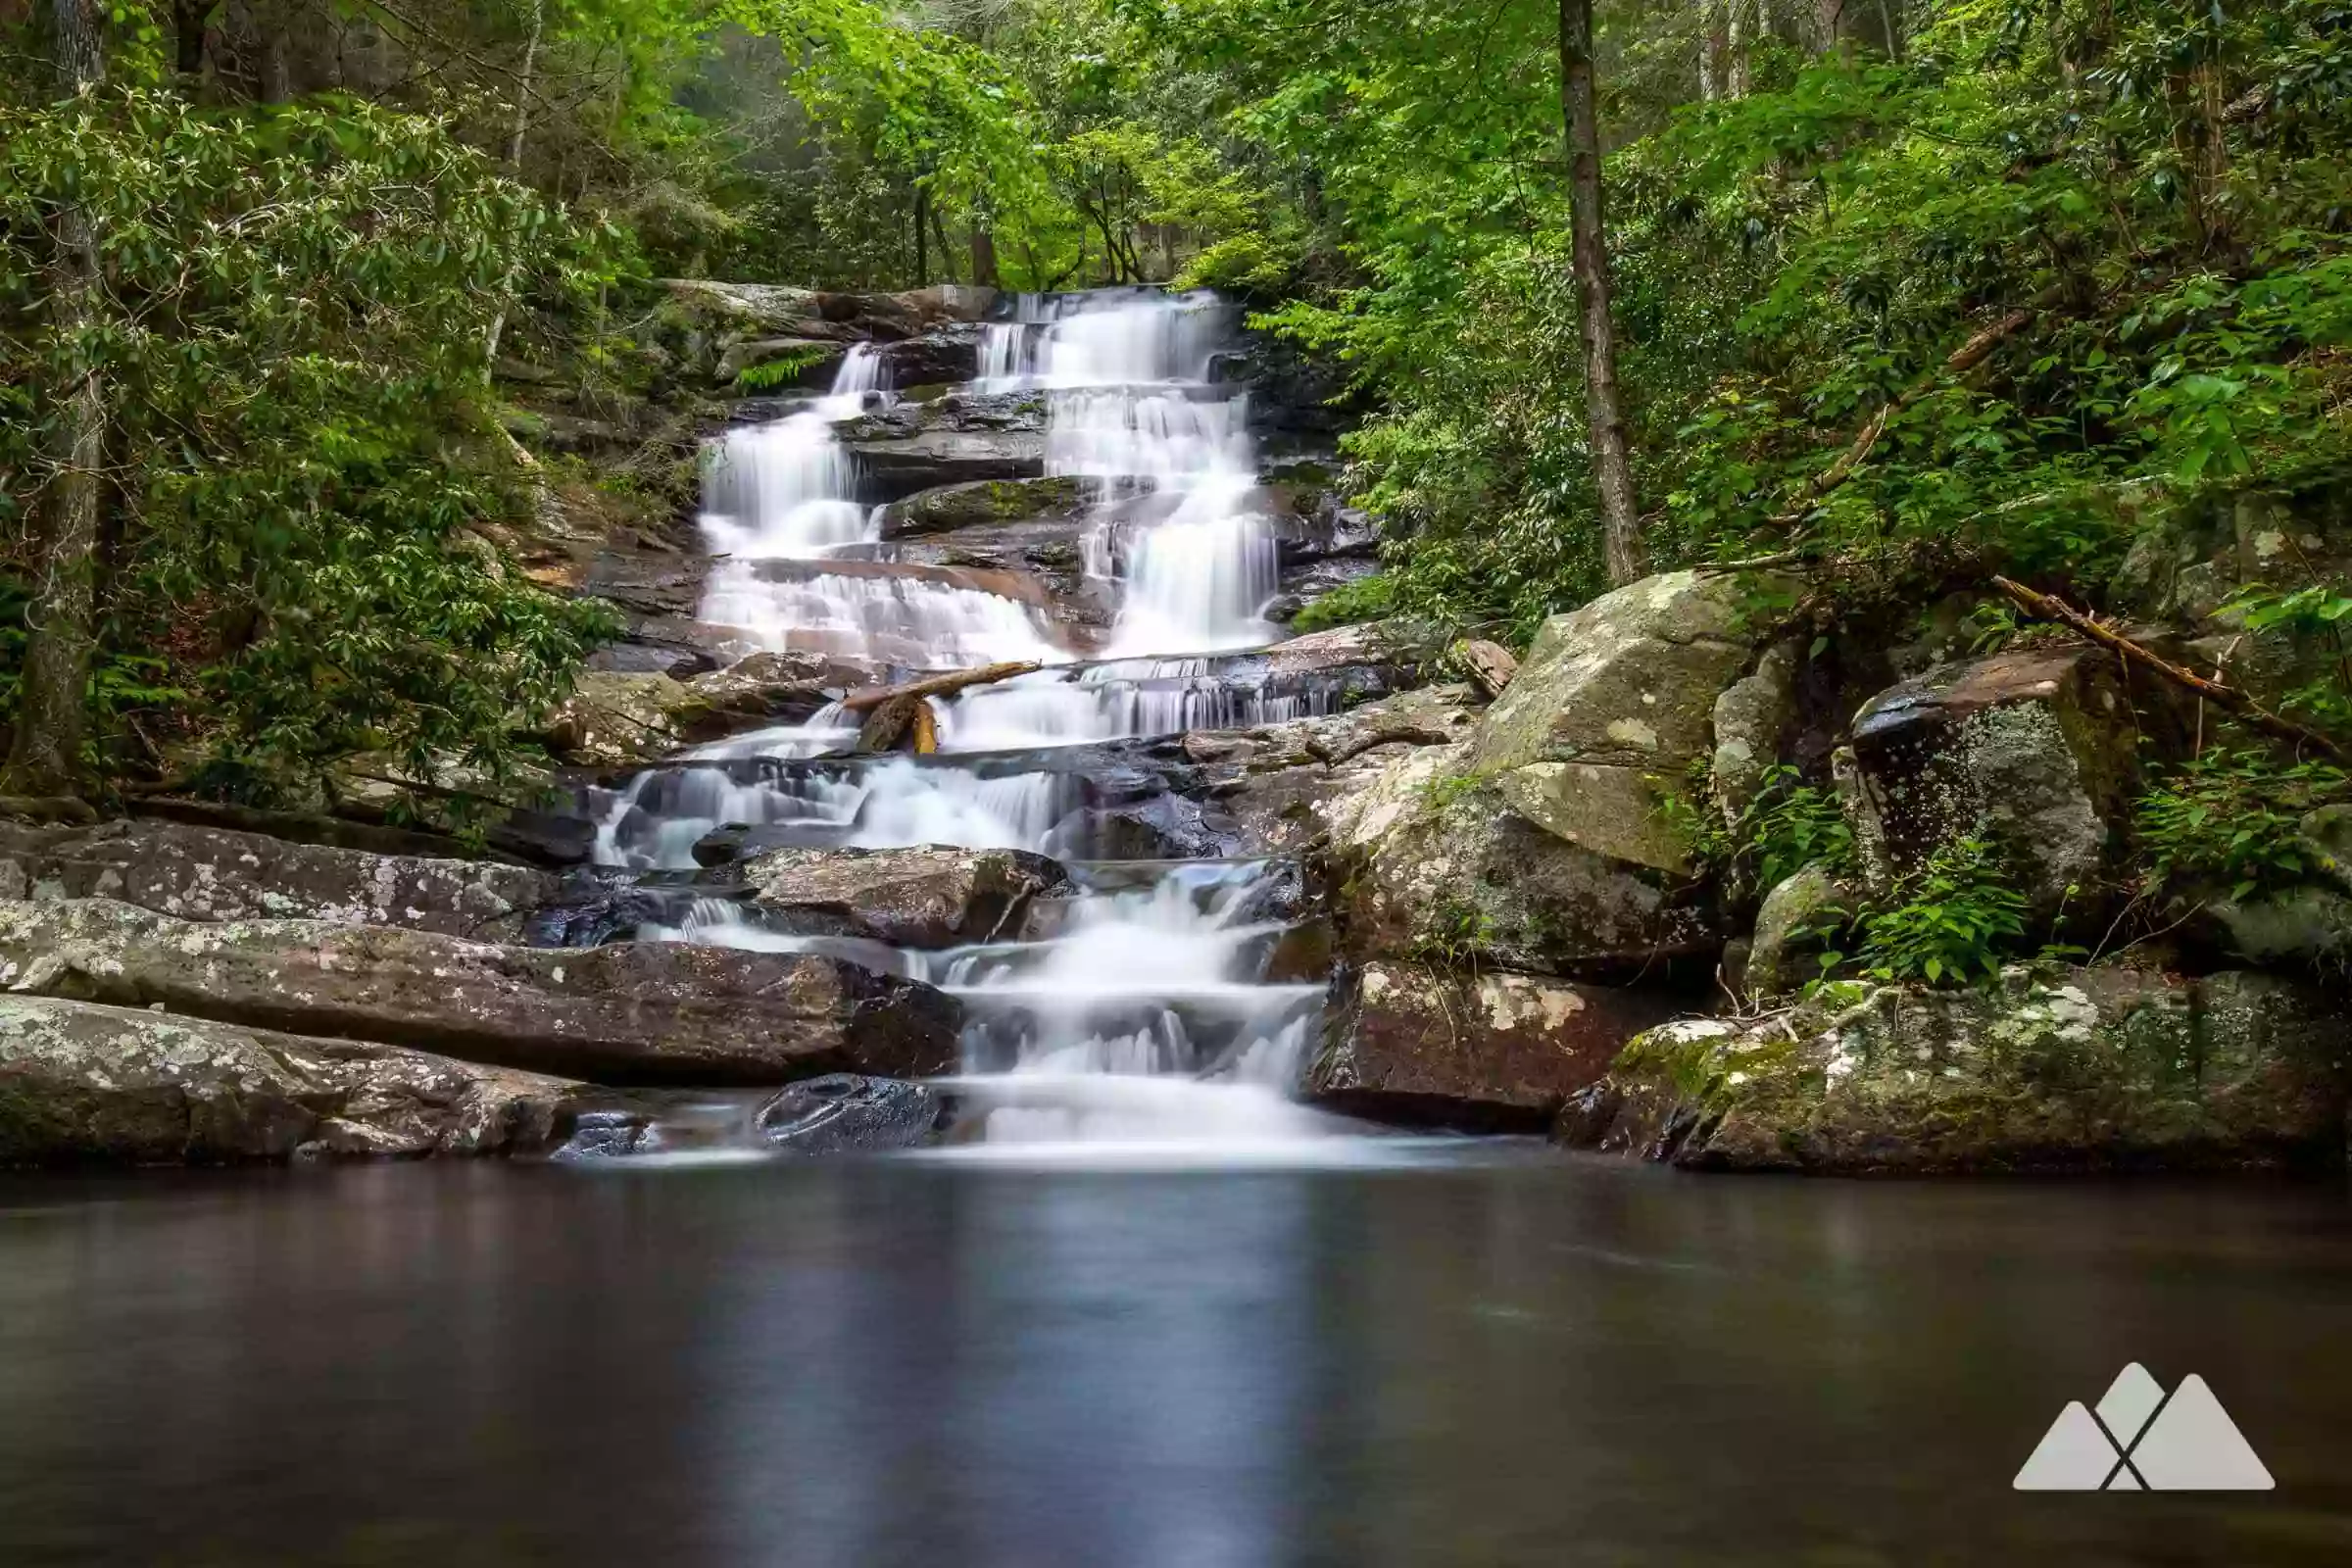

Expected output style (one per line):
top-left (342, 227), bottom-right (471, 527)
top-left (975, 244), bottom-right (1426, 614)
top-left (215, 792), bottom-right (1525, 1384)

top-left (5, 283), bottom-right (2346, 1172)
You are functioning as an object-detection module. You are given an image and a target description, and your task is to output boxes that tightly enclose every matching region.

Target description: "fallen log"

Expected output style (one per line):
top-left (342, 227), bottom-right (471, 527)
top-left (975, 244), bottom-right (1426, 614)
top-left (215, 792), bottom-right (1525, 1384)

top-left (1990, 575), bottom-right (2347, 762)
top-left (838, 660), bottom-right (1043, 714)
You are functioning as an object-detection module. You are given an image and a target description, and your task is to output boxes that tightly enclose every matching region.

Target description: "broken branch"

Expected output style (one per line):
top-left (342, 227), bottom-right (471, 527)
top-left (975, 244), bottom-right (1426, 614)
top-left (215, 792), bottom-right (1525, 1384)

top-left (838, 661), bottom-right (1044, 713)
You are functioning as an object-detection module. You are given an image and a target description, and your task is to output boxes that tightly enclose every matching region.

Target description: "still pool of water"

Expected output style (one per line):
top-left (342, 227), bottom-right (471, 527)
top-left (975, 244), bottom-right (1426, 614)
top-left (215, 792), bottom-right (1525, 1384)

top-left (0, 1154), bottom-right (2346, 1566)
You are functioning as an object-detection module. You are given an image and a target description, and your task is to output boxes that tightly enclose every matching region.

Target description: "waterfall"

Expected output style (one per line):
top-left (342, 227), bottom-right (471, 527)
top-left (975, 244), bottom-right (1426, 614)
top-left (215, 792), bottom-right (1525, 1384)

top-left (598, 287), bottom-right (1354, 1156)
top-left (697, 341), bottom-right (1066, 667)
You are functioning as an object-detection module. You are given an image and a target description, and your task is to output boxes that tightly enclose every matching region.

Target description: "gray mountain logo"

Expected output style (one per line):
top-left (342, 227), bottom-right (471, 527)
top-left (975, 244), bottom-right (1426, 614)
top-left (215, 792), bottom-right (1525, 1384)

top-left (2014, 1363), bottom-right (2275, 1491)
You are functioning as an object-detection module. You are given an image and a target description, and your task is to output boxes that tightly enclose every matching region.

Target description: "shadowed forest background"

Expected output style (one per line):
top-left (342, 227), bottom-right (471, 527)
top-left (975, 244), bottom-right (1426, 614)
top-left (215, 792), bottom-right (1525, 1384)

top-left (5, 0), bottom-right (2352, 867)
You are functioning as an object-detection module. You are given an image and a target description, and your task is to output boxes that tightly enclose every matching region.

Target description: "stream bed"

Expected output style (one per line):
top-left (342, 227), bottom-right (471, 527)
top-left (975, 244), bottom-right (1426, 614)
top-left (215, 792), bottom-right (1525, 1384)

top-left (0, 1157), bottom-right (2345, 1566)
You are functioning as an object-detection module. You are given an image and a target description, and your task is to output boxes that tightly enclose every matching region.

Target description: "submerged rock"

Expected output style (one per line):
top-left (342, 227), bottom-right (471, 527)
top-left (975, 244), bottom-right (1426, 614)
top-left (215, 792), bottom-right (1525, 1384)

top-left (549, 1075), bottom-right (943, 1159)
top-left (0, 898), bottom-right (962, 1087)
top-left (1309, 960), bottom-right (1685, 1130)
top-left (5, 819), bottom-right (557, 941)
top-left (1562, 964), bottom-right (2352, 1174)
top-left (737, 845), bottom-right (1069, 947)
top-left (0, 996), bottom-right (581, 1165)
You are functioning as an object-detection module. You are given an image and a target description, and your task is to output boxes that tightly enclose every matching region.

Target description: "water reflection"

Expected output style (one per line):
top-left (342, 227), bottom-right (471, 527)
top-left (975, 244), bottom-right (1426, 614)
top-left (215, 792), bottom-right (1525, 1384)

top-left (0, 1161), bottom-right (2345, 1566)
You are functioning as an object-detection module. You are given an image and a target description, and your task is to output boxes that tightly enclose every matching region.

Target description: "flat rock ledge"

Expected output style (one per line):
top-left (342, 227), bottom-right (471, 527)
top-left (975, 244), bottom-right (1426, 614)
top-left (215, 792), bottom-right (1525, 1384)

top-left (0, 898), bottom-right (961, 1088)
top-left (0, 996), bottom-right (588, 1165)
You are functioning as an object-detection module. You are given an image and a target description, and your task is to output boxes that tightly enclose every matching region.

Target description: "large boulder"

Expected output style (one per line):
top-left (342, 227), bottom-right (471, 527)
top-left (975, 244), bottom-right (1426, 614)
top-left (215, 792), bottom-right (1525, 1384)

top-left (1308, 960), bottom-right (1686, 1130)
top-left (6, 819), bottom-right (556, 941)
top-left (0, 899), bottom-right (961, 1087)
top-left (1561, 965), bottom-right (2352, 1173)
top-left (736, 845), bottom-right (1070, 947)
top-left (0, 996), bottom-right (584, 1165)
top-left (1841, 646), bottom-right (2141, 914)
top-left (1325, 744), bottom-right (1720, 979)
top-left (1470, 570), bottom-right (1786, 871)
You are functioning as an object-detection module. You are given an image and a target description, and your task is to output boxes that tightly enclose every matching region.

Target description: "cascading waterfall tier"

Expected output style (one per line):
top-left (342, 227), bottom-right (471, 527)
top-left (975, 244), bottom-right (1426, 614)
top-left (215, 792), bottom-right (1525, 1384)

top-left (598, 288), bottom-right (1348, 1156)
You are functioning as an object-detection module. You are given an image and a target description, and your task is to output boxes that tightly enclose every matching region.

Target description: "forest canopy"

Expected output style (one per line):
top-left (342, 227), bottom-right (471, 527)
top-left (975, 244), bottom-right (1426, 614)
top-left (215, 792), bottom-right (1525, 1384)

top-left (4, 0), bottom-right (2351, 797)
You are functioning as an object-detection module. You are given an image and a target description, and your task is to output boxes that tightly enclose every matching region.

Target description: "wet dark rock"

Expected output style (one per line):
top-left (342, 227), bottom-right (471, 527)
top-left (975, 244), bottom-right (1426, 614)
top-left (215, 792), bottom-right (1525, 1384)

top-left (844, 430), bottom-right (1047, 500)
top-left (875, 323), bottom-right (987, 389)
top-left (1310, 960), bottom-right (1688, 1132)
top-left (757, 1074), bottom-right (942, 1153)
top-left (0, 898), bottom-right (962, 1087)
top-left (7, 819), bottom-right (558, 941)
top-left (0, 996), bottom-right (582, 1165)
top-left (738, 845), bottom-right (1070, 947)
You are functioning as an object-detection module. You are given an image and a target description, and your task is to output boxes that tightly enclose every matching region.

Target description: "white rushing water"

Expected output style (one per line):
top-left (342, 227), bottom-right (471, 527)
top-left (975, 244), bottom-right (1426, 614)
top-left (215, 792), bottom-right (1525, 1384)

top-left (696, 343), bottom-right (1068, 669)
top-left (602, 289), bottom-right (1359, 1157)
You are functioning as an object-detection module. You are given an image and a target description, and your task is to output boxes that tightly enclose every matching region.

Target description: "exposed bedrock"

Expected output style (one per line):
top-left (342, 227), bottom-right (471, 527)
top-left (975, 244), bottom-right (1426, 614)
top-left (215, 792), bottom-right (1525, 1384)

top-left (0, 995), bottom-right (589, 1165)
top-left (0, 899), bottom-right (961, 1088)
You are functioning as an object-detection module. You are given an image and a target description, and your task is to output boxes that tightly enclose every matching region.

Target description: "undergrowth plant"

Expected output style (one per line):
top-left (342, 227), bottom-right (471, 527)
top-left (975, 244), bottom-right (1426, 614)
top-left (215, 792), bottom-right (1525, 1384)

top-left (2136, 749), bottom-right (2352, 902)
top-left (1836, 832), bottom-right (2031, 988)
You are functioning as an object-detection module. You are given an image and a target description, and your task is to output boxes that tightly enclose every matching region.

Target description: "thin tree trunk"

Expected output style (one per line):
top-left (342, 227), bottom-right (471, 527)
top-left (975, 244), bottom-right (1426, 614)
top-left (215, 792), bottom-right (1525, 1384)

top-left (913, 185), bottom-right (929, 284)
top-left (481, 0), bottom-right (542, 370)
top-left (969, 221), bottom-right (1000, 288)
top-left (174, 0), bottom-right (209, 74)
top-left (929, 201), bottom-right (957, 284)
top-left (1557, 0), bottom-right (1646, 584)
top-left (1698, 0), bottom-right (1719, 101)
top-left (1728, 0), bottom-right (1752, 96)
top-left (6, 0), bottom-right (108, 799)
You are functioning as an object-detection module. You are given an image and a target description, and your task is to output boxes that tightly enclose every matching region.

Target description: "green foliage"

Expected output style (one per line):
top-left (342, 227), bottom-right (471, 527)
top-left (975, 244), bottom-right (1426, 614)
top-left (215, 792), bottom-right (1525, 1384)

top-left (1288, 573), bottom-right (1395, 633)
top-left (1743, 766), bottom-right (1856, 892)
top-left (1409, 895), bottom-right (1497, 971)
top-left (2136, 749), bottom-right (2352, 901)
top-left (0, 88), bottom-right (618, 791)
top-left (1842, 832), bottom-right (2031, 988)
top-left (733, 347), bottom-right (833, 391)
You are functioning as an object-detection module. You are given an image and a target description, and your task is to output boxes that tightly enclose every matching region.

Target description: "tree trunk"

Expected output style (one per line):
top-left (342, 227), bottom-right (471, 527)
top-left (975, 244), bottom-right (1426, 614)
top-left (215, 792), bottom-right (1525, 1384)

top-left (480, 0), bottom-right (542, 370)
top-left (174, 0), bottom-right (209, 74)
top-left (1728, 0), bottom-right (1752, 96)
top-left (6, 0), bottom-right (108, 799)
top-left (1698, 0), bottom-right (1719, 101)
top-left (913, 185), bottom-right (929, 284)
top-left (969, 222), bottom-right (1000, 288)
top-left (1556, 0), bottom-right (1646, 585)
top-left (929, 200), bottom-right (958, 284)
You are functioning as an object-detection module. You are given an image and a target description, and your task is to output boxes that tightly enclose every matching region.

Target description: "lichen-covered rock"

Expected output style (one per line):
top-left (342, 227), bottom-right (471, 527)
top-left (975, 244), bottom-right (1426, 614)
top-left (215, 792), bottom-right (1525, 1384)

top-left (0, 996), bottom-right (584, 1165)
top-left (1841, 647), bottom-right (2140, 914)
top-left (737, 845), bottom-right (1069, 947)
top-left (0, 898), bottom-right (961, 1087)
top-left (1325, 744), bottom-right (1720, 978)
top-left (541, 670), bottom-right (707, 766)
top-left (1711, 639), bottom-right (1801, 833)
top-left (1561, 964), bottom-right (2351, 1174)
top-left (1744, 864), bottom-right (1859, 999)
top-left (1308, 960), bottom-right (1685, 1129)
top-left (14, 820), bottom-right (556, 940)
top-left (1470, 570), bottom-right (1787, 871)
top-left (878, 475), bottom-right (1089, 538)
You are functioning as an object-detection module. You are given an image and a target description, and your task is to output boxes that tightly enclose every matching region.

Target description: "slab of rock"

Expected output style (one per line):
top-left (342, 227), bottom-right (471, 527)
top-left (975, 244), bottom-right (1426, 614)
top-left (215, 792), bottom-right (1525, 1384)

top-left (1471, 570), bottom-right (1785, 871)
top-left (1710, 638), bottom-right (1801, 832)
top-left (1452, 638), bottom-right (1519, 699)
top-left (0, 899), bottom-right (961, 1087)
top-left (878, 475), bottom-right (1090, 538)
top-left (1562, 964), bottom-right (2352, 1173)
top-left (1842, 646), bottom-right (2138, 914)
top-left (737, 845), bottom-right (1069, 947)
top-left (0, 995), bottom-right (584, 1165)
top-left (843, 429), bottom-right (1047, 499)
top-left (10, 820), bottom-right (557, 941)
top-left (1309, 961), bottom-right (1686, 1130)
